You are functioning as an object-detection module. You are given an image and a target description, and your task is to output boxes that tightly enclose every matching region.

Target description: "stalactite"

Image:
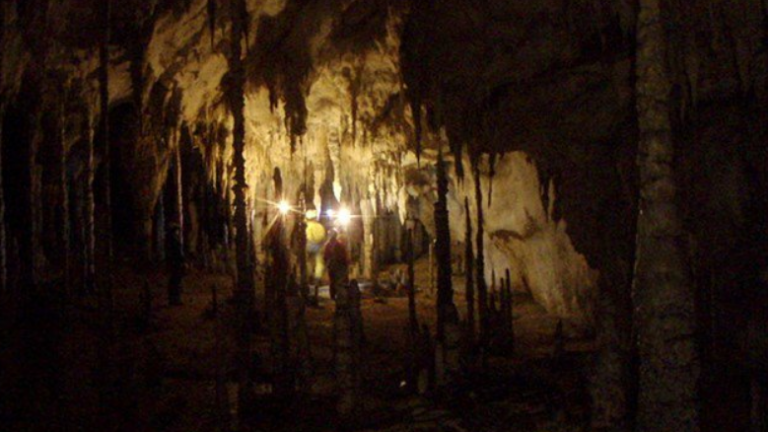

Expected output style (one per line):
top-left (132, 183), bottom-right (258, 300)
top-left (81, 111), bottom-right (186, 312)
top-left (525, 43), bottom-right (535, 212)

top-left (328, 129), bottom-right (342, 201)
top-left (464, 197), bottom-right (475, 345)
top-left (228, 0), bottom-right (256, 421)
top-left (538, 164), bottom-right (551, 221)
top-left (634, 0), bottom-right (700, 430)
top-left (350, 85), bottom-right (358, 148)
top-left (488, 152), bottom-right (497, 208)
top-left (434, 150), bottom-right (454, 343)
top-left (207, 0), bottom-right (217, 49)
top-left (474, 165), bottom-right (489, 359)
top-left (127, 12), bottom-right (154, 136)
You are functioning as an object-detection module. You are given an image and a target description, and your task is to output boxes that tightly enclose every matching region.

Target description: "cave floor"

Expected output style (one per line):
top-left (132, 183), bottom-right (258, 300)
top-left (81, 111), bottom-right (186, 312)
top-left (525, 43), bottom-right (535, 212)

top-left (0, 256), bottom-right (594, 432)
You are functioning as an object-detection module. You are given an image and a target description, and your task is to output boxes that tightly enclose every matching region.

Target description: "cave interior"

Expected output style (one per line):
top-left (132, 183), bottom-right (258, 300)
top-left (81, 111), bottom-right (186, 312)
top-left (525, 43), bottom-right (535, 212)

top-left (1, 0), bottom-right (768, 431)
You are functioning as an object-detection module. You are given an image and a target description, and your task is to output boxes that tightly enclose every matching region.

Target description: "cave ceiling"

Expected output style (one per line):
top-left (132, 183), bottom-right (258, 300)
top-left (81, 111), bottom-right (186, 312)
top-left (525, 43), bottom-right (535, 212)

top-left (2, 0), bottom-right (765, 165)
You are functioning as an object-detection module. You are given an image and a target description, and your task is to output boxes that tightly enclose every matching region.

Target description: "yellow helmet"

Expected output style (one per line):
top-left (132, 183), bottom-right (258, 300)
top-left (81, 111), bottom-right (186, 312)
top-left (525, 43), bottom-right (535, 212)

top-left (306, 220), bottom-right (327, 244)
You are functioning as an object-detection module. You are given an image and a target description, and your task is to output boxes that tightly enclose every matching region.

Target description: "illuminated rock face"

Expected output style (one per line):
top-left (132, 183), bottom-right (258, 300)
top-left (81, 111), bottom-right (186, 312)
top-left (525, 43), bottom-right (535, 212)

top-left (469, 154), bottom-right (598, 325)
top-left (405, 152), bottom-right (598, 326)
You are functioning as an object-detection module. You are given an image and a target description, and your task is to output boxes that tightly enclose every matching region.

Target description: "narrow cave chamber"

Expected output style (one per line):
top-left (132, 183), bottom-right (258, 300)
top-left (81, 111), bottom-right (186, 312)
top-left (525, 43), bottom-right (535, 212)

top-left (1, 1), bottom-right (767, 432)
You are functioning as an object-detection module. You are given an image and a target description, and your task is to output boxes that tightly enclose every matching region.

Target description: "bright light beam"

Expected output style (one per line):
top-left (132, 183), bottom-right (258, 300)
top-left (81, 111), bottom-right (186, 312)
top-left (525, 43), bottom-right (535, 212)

top-left (337, 207), bottom-right (352, 227)
top-left (278, 200), bottom-right (292, 216)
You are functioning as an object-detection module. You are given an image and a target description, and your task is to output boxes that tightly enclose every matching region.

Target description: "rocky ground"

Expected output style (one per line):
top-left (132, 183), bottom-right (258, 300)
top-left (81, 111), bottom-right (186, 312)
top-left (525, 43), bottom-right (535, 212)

top-left (0, 256), bottom-right (595, 432)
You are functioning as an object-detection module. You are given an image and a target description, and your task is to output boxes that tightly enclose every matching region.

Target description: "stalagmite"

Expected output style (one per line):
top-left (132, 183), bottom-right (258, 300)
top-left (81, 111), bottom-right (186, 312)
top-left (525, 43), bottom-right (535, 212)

top-left (291, 192), bottom-right (313, 391)
top-left (99, 0), bottom-right (113, 262)
top-left (57, 91), bottom-right (70, 295)
top-left (554, 319), bottom-right (565, 358)
top-left (350, 280), bottom-right (364, 355)
top-left (406, 213), bottom-right (419, 336)
top-left (171, 142), bottom-right (184, 252)
top-left (752, 379), bottom-right (766, 432)
top-left (464, 197), bottom-right (475, 346)
top-left (164, 137), bottom-right (186, 306)
top-left (428, 241), bottom-right (435, 295)
top-left (263, 177), bottom-right (277, 324)
top-left (474, 167), bottom-right (489, 360)
top-left (296, 188), bottom-right (309, 301)
top-left (95, 53), bottom-right (116, 425)
top-left (154, 194), bottom-right (166, 262)
top-left (436, 303), bottom-right (462, 389)
top-left (433, 150), bottom-right (461, 390)
top-left (0, 100), bottom-right (6, 293)
top-left (288, 270), bottom-right (312, 392)
top-left (505, 269), bottom-right (514, 354)
top-left (498, 276), bottom-right (508, 349)
top-left (196, 166), bottom-right (208, 266)
top-left (138, 280), bottom-right (153, 333)
top-left (490, 270), bottom-right (497, 318)
top-left (434, 151), bottom-right (454, 343)
top-left (228, 0), bottom-right (257, 422)
top-left (591, 268), bottom-right (633, 430)
top-left (41, 80), bottom-right (70, 293)
top-left (335, 278), bottom-right (361, 419)
top-left (0, 3), bottom-right (6, 295)
top-left (214, 291), bottom-right (232, 431)
top-left (83, 110), bottom-right (96, 294)
top-left (361, 198), bottom-right (376, 280)
top-left (95, 23), bottom-right (115, 420)
top-left (269, 167), bottom-right (293, 398)
top-left (634, 0), bottom-right (700, 430)
top-left (400, 213), bottom-right (416, 393)
top-left (400, 209), bottom-right (419, 393)
top-left (21, 76), bottom-right (43, 290)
